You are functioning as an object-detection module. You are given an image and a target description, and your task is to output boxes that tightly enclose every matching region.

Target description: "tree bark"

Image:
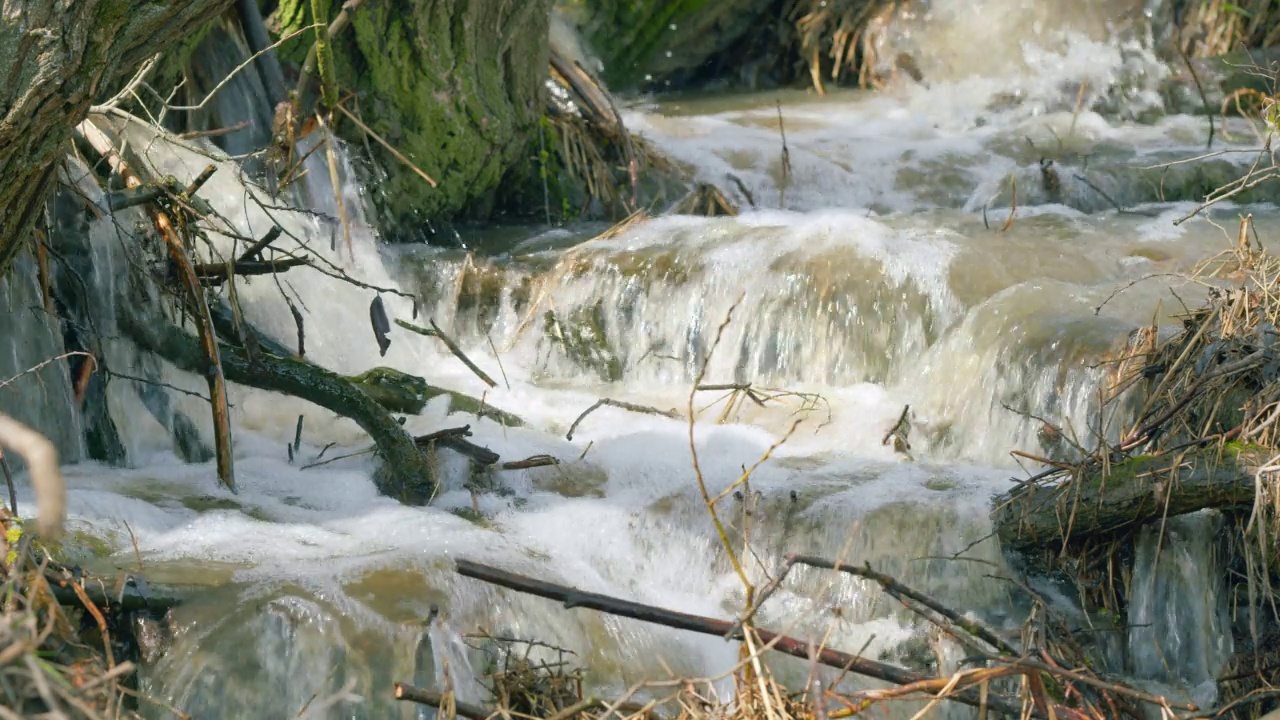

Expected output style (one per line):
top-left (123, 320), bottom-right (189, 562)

top-left (0, 0), bottom-right (234, 277)
top-left (994, 447), bottom-right (1264, 553)
top-left (273, 0), bottom-right (553, 240)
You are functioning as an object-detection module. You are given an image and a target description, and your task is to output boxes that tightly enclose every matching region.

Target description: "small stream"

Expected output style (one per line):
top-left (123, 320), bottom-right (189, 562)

top-left (0, 1), bottom-right (1268, 717)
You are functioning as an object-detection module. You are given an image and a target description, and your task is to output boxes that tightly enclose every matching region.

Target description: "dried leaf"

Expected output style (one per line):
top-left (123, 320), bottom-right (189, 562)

top-left (370, 295), bottom-right (392, 357)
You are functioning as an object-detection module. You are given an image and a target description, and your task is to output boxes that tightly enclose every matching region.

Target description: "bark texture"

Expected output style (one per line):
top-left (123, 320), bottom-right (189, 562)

top-left (560, 0), bottom-right (778, 90)
top-left (0, 0), bottom-right (234, 276)
top-left (994, 447), bottom-right (1264, 553)
top-left (274, 0), bottom-right (553, 240)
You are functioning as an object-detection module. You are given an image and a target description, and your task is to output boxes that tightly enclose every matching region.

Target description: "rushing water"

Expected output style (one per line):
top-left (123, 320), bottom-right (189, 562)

top-left (1, 3), bottom-right (1272, 717)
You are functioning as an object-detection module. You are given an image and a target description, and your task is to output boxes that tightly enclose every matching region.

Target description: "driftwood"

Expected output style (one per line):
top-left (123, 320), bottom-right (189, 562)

top-left (190, 257), bottom-right (310, 285)
top-left (994, 447), bottom-right (1261, 553)
top-left (453, 559), bottom-right (1026, 717)
top-left (44, 572), bottom-right (184, 613)
top-left (205, 305), bottom-right (522, 425)
top-left (416, 426), bottom-right (500, 467)
top-left (121, 310), bottom-right (438, 503)
top-left (394, 684), bottom-right (492, 720)
top-left (237, 226), bottom-right (284, 262)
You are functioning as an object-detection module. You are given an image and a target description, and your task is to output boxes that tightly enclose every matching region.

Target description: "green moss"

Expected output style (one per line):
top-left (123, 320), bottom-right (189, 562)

top-left (178, 495), bottom-right (271, 521)
top-left (543, 303), bottom-right (623, 382)
top-left (450, 506), bottom-right (493, 527)
top-left (346, 366), bottom-right (431, 414)
top-left (274, 0), bottom-right (552, 237)
top-left (571, 0), bottom-right (707, 87)
top-left (38, 529), bottom-right (116, 565)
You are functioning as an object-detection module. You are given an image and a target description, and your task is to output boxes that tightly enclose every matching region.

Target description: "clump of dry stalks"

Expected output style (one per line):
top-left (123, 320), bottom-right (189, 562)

top-left (784, 0), bottom-right (902, 94)
top-left (547, 49), bottom-right (676, 221)
top-left (1176, 0), bottom-right (1280, 57)
top-left (991, 213), bottom-right (1280, 716)
top-left (0, 518), bottom-right (140, 720)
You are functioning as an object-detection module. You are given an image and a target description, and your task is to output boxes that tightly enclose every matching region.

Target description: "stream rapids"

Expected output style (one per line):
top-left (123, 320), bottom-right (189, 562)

top-left (0, 1), bottom-right (1266, 717)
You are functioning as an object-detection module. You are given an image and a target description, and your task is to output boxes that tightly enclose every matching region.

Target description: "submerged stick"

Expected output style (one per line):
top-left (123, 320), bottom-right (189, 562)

top-left (454, 559), bottom-right (1026, 717)
top-left (415, 427), bottom-right (500, 466)
top-left (788, 555), bottom-right (1017, 656)
top-left (393, 684), bottom-right (491, 720)
top-left (501, 455), bottom-right (560, 470)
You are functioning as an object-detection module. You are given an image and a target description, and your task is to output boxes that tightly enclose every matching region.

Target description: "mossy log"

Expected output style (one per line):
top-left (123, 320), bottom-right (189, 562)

top-left (206, 301), bottom-right (524, 425)
top-left (121, 311), bottom-right (437, 504)
top-left (994, 447), bottom-right (1264, 554)
top-left (273, 0), bottom-right (553, 239)
top-left (0, 0), bottom-right (233, 278)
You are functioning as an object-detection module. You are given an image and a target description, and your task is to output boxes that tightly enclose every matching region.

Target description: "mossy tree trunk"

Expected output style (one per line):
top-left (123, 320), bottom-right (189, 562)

top-left (560, 0), bottom-right (779, 91)
top-left (0, 0), bottom-right (234, 277)
top-left (274, 0), bottom-right (553, 241)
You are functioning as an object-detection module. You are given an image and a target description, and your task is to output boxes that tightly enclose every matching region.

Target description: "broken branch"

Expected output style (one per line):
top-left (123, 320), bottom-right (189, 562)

top-left (566, 399), bottom-right (680, 441)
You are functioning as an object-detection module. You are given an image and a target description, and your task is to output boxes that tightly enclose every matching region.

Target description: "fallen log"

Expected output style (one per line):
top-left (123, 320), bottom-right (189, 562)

top-left (394, 684), bottom-right (492, 720)
top-left (205, 303), bottom-right (524, 425)
top-left (453, 559), bottom-right (1026, 717)
top-left (994, 446), bottom-right (1263, 553)
top-left (120, 309), bottom-right (437, 504)
top-left (44, 572), bottom-right (184, 613)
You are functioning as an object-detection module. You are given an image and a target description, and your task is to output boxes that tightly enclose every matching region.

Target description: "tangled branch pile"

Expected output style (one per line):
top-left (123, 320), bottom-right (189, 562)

top-left (993, 218), bottom-right (1280, 714)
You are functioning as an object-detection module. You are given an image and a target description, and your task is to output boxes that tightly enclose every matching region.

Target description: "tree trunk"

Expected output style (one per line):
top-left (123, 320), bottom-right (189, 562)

top-left (0, 0), bottom-right (234, 277)
top-left (272, 0), bottom-right (553, 241)
top-left (560, 0), bottom-right (778, 91)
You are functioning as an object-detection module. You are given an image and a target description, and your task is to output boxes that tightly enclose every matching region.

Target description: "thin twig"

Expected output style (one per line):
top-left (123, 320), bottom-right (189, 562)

top-left (397, 319), bottom-right (497, 387)
top-left (566, 399), bottom-right (680, 441)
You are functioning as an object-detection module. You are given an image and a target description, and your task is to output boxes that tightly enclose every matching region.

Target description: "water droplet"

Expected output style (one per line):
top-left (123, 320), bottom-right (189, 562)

top-left (665, 50), bottom-right (673, 58)
top-left (669, 23), bottom-right (677, 30)
top-left (645, 74), bottom-right (653, 81)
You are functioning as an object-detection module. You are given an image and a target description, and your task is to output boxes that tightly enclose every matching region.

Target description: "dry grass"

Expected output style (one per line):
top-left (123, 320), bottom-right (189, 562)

top-left (783, 0), bottom-right (902, 93)
top-left (1177, 0), bottom-right (1280, 57)
top-left (0, 511), bottom-right (138, 720)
